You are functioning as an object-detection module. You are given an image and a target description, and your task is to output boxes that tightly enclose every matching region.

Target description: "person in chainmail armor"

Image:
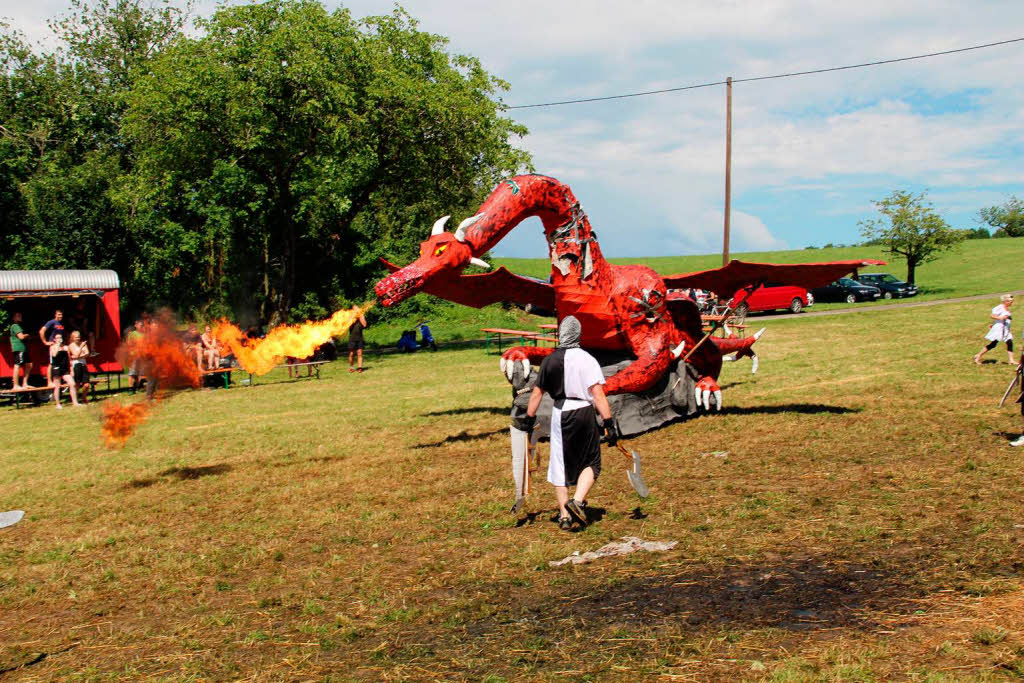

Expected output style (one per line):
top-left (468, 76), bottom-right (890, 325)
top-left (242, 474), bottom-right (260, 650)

top-left (523, 316), bottom-right (618, 530)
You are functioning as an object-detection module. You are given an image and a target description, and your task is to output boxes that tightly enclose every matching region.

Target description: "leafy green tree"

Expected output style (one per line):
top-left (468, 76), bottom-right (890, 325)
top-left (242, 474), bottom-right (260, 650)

top-left (859, 190), bottom-right (963, 285)
top-left (0, 2), bottom-right (189, 312)
top-left (977, 196), bottom-right (1024, 238)
top-left (120, 1), bottom-right (530, 324)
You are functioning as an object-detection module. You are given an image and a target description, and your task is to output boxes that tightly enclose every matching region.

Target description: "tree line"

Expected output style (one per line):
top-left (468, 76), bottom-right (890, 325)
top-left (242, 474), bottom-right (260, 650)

top-left (804, 191), bottom-right (1022, 285)
top-left (0, 0), bottom-right (531, 326)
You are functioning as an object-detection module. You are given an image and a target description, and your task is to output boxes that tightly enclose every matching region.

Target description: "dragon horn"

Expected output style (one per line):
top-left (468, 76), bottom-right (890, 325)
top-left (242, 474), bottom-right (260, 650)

top-left (431, 215), bottom-right (451, 236)
top-left (470, 257), bottom-right (491, 269)
top-left (455, 213), bottom-right (484, 242)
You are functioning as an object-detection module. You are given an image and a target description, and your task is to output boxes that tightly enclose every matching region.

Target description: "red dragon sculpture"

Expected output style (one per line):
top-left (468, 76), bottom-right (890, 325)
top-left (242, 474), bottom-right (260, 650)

top-left (375, 174), bottom-right (882, 410)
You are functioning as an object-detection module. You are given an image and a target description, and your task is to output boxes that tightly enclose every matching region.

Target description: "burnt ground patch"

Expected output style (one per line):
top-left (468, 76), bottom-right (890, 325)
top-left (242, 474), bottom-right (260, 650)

top-left (719, 403), bottom-right (857, 417)
top-left (557, 555), bottom-right (908, 630)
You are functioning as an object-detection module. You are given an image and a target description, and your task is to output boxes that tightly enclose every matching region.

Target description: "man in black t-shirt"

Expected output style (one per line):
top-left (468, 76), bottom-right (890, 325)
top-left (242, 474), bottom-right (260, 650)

top-left (347, 312), bottom-right (368, 373)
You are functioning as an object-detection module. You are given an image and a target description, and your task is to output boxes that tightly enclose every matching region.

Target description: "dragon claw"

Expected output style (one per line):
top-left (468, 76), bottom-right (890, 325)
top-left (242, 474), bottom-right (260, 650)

top-left (695, 376), bottom-right (722, 411)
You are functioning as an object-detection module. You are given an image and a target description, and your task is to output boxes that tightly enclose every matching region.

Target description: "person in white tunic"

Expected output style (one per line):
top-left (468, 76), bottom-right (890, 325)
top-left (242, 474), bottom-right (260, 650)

top-left (974, 294), bottom-right (1015, 365)
top-left (524, 316), bottom-right (618, 531)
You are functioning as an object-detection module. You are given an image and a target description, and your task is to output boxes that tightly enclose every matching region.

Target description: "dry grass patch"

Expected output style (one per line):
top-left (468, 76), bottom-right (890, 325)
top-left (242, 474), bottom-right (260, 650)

top-left (1, 301), bottom-right (1023, 680)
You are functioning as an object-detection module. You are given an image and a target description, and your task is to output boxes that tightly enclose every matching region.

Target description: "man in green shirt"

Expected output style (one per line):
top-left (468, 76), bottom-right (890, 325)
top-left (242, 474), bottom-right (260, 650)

top-left (9, 312), bottom-right (33, 389)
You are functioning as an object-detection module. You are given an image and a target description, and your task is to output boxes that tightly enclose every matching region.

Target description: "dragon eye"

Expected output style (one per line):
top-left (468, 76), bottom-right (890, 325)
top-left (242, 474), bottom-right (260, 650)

top-left (434, 245), bottom-right (448, 256)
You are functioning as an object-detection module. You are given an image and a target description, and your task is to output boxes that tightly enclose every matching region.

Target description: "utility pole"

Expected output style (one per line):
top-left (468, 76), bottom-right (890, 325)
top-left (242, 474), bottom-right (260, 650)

top-left (723, 76), bottom-right (732, 266)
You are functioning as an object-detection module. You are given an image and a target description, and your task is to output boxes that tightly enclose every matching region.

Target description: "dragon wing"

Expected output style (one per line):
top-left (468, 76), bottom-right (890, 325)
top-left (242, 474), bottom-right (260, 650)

top-left (663, 259), bottom-right (887, 293)
top-left (380, 259), bottom-right (555, 310)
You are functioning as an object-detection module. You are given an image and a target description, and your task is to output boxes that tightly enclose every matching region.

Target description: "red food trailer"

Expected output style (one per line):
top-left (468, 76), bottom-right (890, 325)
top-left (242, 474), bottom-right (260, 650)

top-left (1, 270), bottom-right (122, 384)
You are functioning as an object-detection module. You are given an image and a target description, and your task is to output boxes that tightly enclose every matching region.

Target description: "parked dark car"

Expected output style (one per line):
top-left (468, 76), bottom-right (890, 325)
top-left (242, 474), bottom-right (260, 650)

top-left (810, 277), bottom-right (882, 304)
top-left (856, 273), bottom-right (918, 299)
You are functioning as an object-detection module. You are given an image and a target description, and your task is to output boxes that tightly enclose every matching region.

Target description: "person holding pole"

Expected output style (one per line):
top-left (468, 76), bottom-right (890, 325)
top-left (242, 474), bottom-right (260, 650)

top-left (524, 316), bottom-right (618, 531)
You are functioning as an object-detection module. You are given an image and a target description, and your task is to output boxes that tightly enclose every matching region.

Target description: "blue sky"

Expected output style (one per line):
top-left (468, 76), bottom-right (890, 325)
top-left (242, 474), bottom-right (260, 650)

top-left (6, 0), bottom-right (1024, 258)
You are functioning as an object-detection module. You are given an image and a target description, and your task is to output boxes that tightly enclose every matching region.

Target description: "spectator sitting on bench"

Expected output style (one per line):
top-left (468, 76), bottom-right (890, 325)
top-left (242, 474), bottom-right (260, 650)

top-left (418, 321), bottom-right (438, 352)
top-left (68, 331), bottom-right (92, 404)
top-left (9, 311), bottom-right (33, 390)
top-left (183, 322), bottom-right (203, 369)
top-left (49, 333), bottom-right (80, 409)
top-left (200, 325), bottom-right (220, 370)
top-left (397, 330), bottom-right (418, 353)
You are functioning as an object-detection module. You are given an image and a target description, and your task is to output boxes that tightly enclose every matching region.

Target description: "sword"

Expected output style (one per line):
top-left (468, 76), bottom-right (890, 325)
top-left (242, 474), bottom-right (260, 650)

top-left (613, 442), bottom-right (650, 498)
top-left (999, 363), bottom-right (1023, 407)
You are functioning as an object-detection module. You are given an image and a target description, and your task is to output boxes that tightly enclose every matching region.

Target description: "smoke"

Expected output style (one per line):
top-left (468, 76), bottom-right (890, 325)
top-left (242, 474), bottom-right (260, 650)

top-left (213, 304), bottom-right (371, 376)
top-left (101, 309), bottom-right (200, 449)
top-left (115, 310), bottom-right (201, 392)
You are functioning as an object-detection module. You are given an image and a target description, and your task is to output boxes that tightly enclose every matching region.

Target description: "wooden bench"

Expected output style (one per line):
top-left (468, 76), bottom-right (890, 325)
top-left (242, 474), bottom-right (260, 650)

top-left (201, 367), bottom-right (233, 389)
top-left (524, 334), bottom-right (558, 347)
top-left (247, 360), bottom-right (329, 386)
top-left (1, 385), bottom-right (53, 409)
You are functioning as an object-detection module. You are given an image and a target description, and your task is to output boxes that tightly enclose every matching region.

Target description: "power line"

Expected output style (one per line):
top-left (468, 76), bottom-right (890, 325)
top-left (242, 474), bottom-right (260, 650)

top-left (506, 37), bottom-right (1024, 110)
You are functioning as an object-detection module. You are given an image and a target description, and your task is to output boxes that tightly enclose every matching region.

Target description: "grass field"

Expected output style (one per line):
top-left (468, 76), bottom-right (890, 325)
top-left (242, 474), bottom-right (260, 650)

top-left (366, 237), bottom-right (1024, 348)
top-left (2, 298), bottom-right (1024, 680)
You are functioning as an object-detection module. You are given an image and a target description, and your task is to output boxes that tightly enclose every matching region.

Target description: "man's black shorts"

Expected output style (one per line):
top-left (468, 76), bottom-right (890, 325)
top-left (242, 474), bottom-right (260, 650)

top-left (12, 351), bottom-right (28, 366)
top-left (73, 362), bottom-right (90, 385)
top-left (348, 339), bottom-right (365, 351)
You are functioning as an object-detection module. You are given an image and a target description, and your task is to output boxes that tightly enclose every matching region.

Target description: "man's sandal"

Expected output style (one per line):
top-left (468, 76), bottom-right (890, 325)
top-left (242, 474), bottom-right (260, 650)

top-left (565, 499), bottom-right (587, 527)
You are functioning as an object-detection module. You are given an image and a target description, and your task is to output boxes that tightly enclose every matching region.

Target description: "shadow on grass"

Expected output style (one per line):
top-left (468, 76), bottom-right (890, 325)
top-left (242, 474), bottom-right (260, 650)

top-left (413, 428), bottom-right (507, 449)
top-left (421, 406), bottom-right (509, 417)
top-left (127, 464), bottom-right (233, 488)
top-left (719, 403), bottom-right (857, 416)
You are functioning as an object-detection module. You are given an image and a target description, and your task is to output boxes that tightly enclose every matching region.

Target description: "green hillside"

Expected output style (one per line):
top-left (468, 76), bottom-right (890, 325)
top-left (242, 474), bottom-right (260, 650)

top-left (365, 237), bottom-right (1024, 346)
top-left (496, 237), bottom-right (1024, 298)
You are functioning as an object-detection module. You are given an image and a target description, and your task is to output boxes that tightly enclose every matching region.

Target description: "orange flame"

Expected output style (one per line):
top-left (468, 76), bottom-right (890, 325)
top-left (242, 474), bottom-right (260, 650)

top-left (101, 401), bottom-right (151, 448)
top-left (213, 304), bottom-right (372, 376)
top-left (116, 311), bottom-right (201, 393)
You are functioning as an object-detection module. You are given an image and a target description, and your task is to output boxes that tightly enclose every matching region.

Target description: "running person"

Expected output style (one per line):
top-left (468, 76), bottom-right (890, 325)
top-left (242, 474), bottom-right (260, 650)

top-left (348, 312), bottom-right (368, 373)
top-left (975, 294), bottom-right (1015, 365)
top-left (524, 316), bottom-right (618, 531)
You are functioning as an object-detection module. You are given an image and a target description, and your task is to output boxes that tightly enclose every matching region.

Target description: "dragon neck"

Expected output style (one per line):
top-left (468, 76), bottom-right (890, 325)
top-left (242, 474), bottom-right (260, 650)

top-left (458, 175), bottom-right (609, 281)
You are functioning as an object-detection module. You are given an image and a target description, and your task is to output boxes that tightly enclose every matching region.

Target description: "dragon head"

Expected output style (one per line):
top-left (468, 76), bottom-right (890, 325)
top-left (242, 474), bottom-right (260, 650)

top-left (375, 215), bottom-right (490, 307)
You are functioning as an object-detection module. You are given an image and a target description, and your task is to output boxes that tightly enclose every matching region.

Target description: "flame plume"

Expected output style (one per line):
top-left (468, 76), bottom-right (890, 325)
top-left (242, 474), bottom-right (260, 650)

top-left (101, 401), bottom-right (151, 448)
top-left (213, 304), bottom-right (372, 376)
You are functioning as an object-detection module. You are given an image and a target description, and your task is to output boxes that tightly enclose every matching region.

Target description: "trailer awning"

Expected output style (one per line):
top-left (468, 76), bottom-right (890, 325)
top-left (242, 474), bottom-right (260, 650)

top-left (0, 270), bottom-right (119, 297)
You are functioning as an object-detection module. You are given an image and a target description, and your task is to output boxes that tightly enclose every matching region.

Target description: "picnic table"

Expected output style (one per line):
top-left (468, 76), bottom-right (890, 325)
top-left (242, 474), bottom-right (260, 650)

top-left (701, 314), bottom-right (747, 337)
top-left (201, 367), bottom-right (234, 389)
top-left (246, 360), bottom-right (329, 386)
top-left (481, 328), bottom-right (552, 354)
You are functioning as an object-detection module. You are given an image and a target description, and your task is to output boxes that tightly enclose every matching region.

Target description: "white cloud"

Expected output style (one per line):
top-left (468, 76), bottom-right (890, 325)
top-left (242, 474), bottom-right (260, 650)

top-left (7, 0), bottom-right (1024, 255)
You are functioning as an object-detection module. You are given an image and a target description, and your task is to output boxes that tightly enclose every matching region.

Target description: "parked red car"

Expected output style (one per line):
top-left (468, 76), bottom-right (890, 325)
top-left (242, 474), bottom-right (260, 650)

top-left (728, 282), bottom-right (813, 315)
